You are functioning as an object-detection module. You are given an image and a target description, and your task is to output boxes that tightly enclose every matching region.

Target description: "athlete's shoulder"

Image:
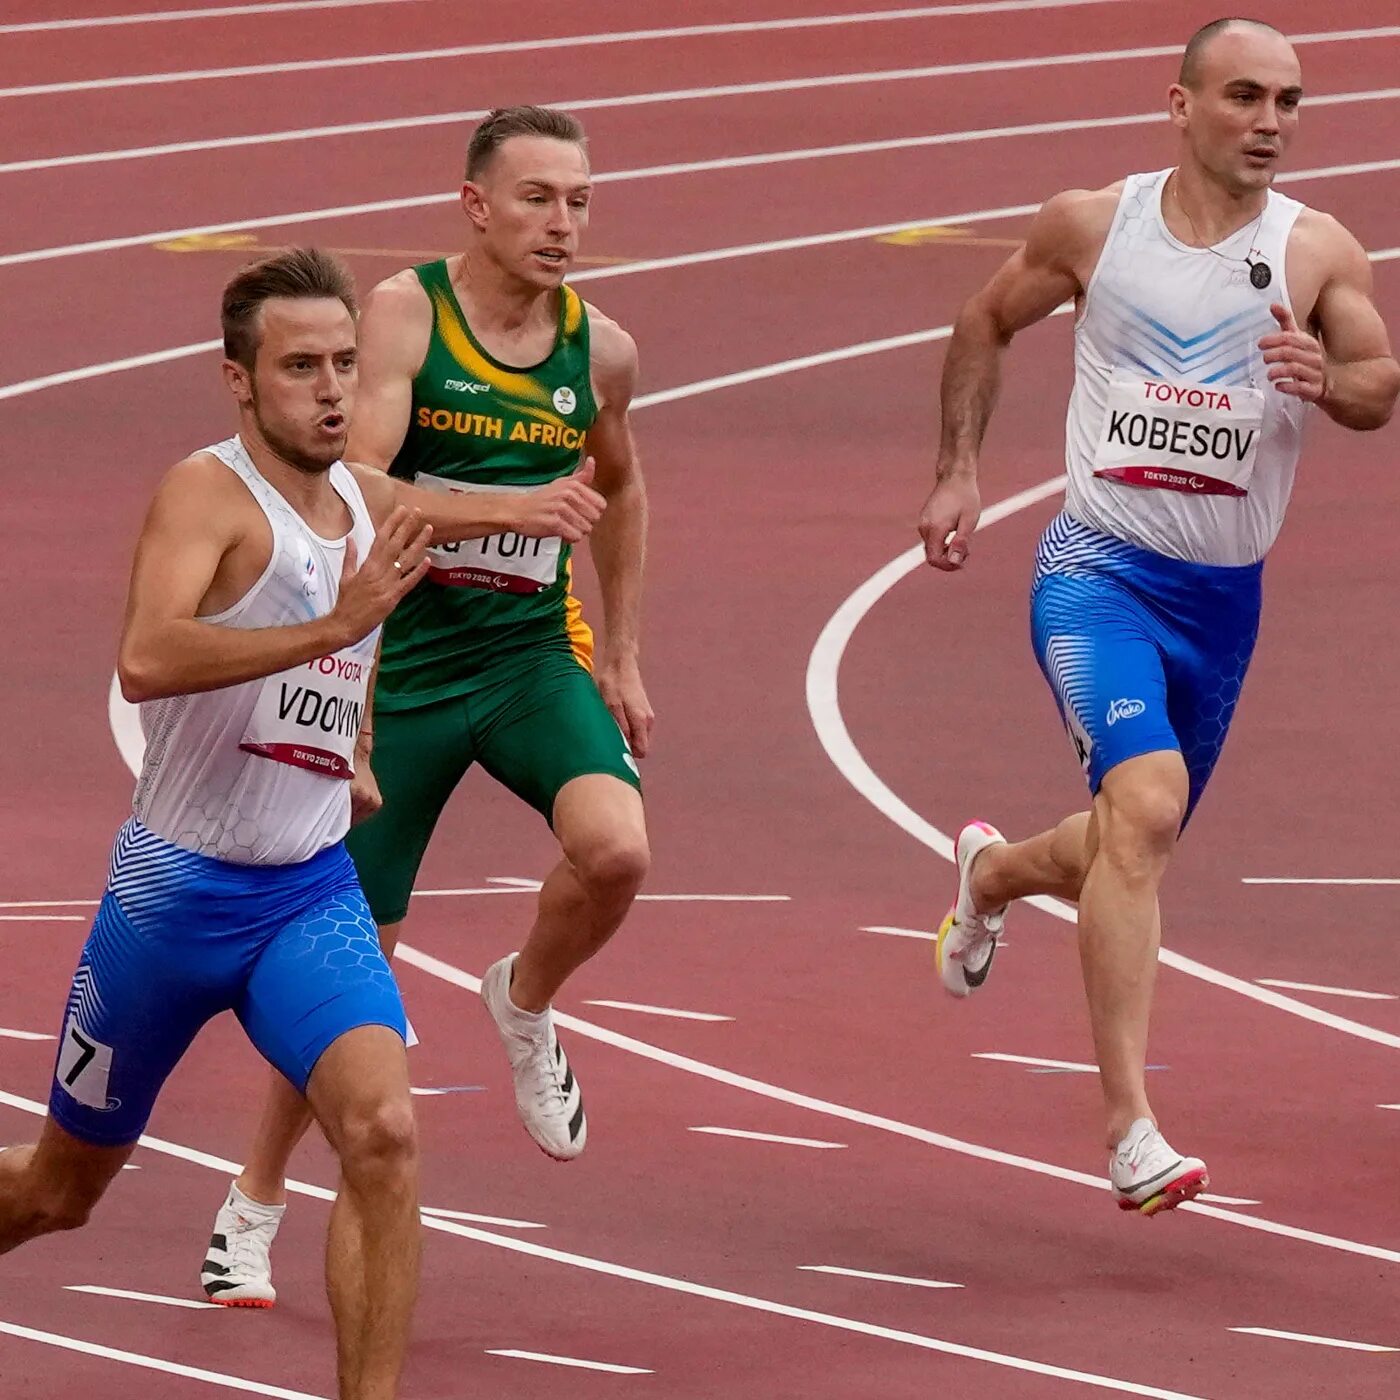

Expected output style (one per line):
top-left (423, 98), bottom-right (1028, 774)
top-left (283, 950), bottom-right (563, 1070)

top-left (1036, 183), bottom-right (1124, 241)
top-left (145, 449), bottom-right (253, 540)
top-left (1289, 204), bottom-right (1369, 278)
top-left (583, 301), bottom-right (639, 404)
top-left (362, 267), bottom-right (433, 326)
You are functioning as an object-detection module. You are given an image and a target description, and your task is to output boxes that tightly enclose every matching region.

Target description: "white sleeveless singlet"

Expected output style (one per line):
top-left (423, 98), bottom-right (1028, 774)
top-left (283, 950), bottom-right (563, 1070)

top-left (133, 437), bottom-right (379, 865)
top-left (1065, 169), bottom-right (1310, 566)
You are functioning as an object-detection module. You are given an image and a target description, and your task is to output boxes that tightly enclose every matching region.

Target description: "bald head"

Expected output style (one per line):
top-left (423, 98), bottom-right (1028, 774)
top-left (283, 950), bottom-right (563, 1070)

top-left (1179, 17), bottom-right (1291, 89)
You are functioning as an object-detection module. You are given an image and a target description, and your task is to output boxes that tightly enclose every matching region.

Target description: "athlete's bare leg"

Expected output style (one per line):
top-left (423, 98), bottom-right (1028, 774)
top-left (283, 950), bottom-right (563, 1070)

top-left (971, 810), bottom-right (1096, 908)
top-left (306, 1024), bottom-right (419, 1400)
top-left (964, 753), bottom-right (1185, 1148)
top-left (0, 1119), bottom-right (133, 1253)
top-left (508, 775), bottom-right (649, 1013)
top-left (1076, 753), bottom-right (1186, 1147)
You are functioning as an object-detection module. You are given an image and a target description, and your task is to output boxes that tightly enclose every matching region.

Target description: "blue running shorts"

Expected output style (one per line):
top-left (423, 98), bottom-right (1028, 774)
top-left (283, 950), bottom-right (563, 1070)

top-left (1029, 512), bottom-right (1263, 823)
top-left (48, 819), bottom-right (407, 1147)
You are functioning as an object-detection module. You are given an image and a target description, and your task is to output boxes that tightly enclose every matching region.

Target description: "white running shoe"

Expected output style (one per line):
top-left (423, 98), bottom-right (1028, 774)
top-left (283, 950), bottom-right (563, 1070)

top-left (1110, 1118), bottom-right (1208, 1216)
top-left (935, 821), bottom-right (1008, 998)
top-left (201, 1184), bottom-right (283, 1307)
top-left (481, 953), bottom-right (586, 1161)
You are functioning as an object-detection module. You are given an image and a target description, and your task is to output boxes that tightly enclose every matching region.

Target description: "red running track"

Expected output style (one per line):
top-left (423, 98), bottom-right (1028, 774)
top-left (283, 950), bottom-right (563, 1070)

top-left (2, 2), bottom-right (1399, 1397)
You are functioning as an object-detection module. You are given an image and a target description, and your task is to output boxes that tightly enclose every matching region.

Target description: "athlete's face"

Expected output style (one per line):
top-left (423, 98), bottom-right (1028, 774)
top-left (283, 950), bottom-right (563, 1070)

top-left (224, 298), bottom-right (358, 473)
top-left (463, 136), bottom-right (592, 289)
top-left (1170, 30), bottom-right (1302, 195)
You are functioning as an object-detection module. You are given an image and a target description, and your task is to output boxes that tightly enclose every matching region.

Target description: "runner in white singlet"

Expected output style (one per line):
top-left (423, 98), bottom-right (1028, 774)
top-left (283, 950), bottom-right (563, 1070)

top-left (0, 248), bottom-right (605, 1399)
top-left (915, 20), bottom-right (1398, 1215)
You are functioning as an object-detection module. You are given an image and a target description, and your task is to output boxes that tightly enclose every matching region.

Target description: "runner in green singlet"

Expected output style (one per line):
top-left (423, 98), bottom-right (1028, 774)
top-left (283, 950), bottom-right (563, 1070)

top-left (197, 107), bottom-right (652, 1308)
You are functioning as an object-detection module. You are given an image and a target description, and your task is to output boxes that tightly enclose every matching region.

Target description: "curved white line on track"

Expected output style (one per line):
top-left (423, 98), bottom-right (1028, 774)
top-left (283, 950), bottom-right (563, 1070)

top-left (0, 1087), bottom-right (1212, 1399)
top-left (803, 273), bottom-right (1400, 1055)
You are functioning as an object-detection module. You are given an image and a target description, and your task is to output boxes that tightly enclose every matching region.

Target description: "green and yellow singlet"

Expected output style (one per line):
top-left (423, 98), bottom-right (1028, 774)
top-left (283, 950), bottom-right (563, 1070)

top-left (377, 259), bottom-right (598, 710)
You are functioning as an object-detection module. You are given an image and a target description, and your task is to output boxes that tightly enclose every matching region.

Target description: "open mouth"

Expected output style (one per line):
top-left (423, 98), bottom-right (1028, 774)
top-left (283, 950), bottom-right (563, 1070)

top-left (317, 412), bottom-right (345, 434)
top-left (533, 248), bottom-right (568, 269)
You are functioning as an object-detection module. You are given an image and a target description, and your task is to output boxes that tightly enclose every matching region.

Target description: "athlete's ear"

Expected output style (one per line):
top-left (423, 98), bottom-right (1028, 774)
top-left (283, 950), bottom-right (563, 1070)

top-left (221, 357), bottom-right (253, 404)
top-left (1167, 83), bottom-right (1190, 129)
top-left (460, 180), bottom-right (489, 232)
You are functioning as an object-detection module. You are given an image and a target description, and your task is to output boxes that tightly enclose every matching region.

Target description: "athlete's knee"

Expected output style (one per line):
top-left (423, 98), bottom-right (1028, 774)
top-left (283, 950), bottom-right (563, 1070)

top-left (1096, 764), bottom-right (1186, 876)
top-left (335, 1097), bottom-right (418, 1185)
top-left (573, 833), bottom-right (650, 904)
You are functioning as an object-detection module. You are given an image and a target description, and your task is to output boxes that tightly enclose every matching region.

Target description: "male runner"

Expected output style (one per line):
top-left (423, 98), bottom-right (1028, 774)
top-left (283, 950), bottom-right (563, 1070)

top-left (200, 106), bottom-right (650, 1305)
top-left (0, 247), bottom-right (602, 1398)
top-left (918, 19), bottom-right (1398, 1215)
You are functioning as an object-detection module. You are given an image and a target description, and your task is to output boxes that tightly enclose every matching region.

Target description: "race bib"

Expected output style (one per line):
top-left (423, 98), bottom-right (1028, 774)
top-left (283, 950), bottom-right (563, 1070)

top-left (414, 473), bottom-right (561, 595)
top-left (239, 646), bottom-right (372, 780)
top-left (1093, 374), bottom-right (1265, 497)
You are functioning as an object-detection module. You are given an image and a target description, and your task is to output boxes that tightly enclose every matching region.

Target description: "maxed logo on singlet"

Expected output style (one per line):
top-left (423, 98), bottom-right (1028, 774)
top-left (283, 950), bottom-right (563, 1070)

top-left (1093, 374), bottom-right (1265, 498)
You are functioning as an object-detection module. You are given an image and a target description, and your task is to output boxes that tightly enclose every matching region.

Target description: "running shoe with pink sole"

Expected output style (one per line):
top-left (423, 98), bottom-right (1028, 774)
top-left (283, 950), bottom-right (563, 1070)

top-left (1111, 1118), bottom-right (1209, 1216)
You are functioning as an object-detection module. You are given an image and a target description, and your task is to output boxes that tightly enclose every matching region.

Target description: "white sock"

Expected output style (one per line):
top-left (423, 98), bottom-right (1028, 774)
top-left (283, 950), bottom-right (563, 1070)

top-left (229, 1181), bottom-right (285, 1220)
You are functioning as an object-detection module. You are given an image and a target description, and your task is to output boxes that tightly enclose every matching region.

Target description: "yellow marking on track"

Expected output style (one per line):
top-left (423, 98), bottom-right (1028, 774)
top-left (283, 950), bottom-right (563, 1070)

top-left (877, 225), bottom-right (1024, 249)
top-left (153, 232), bottom-right (260, 252)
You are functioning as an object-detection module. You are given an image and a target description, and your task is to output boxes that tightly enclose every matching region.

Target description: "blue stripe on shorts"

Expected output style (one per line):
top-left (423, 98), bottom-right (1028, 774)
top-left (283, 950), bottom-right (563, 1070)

top-left (48, 820), bottom-right (405, 1147)
top-left (1029, 512), bottom-right (1263, 822)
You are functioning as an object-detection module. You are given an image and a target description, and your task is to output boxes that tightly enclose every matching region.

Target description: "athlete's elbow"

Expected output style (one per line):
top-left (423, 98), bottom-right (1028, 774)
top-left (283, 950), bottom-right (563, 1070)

top-left (955, 292), bottom-right (1015, 351)
top-left (118, 644), bottom-right (170, 703)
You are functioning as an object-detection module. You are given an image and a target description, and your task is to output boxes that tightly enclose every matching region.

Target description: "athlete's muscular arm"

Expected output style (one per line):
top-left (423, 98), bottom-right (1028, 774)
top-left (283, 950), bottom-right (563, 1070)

top-left (1261, 215), bottom-right (1400, 431)
top-left (918, 188), bottom-right (1112, 571)
top-left (346, 272), bottom-right (606, 543)
top-left (117, 456), bottom-right (430, 704)
top-left (583, 310), bottom-right (653, 758)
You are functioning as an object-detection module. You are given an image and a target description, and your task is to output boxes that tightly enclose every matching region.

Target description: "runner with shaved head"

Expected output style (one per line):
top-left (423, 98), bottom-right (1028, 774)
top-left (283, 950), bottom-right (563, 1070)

top-left (918, 18), bottom-right (1398, 1213)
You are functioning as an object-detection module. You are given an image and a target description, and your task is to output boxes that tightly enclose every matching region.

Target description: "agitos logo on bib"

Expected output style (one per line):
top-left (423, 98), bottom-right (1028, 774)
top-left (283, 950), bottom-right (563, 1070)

top-left (1092, 373), bottom-right (1264, 498)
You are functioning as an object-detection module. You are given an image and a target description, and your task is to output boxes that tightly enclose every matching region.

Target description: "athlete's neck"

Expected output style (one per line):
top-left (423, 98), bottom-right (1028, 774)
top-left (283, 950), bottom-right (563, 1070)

top-left (237, 421), bottom-right (346, 533)
top-left (1165, 163), bottom-right (1268, 248)
top-left (448, 249), bottom-right (557, 342)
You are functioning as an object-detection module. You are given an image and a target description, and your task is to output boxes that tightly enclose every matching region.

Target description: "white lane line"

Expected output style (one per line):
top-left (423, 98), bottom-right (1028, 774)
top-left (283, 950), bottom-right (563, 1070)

top-left (1244, 877), bottom-right (1400, 885)
top-left (640, 894), bottom-right (791, 902)
top-left (0, 915), bottom-right (86, 922)
top-left (799, 1265), bottom-right (963, 1289)
top-left (0, 1028), bottom-right (54, 1041)
top-left (1256, 979), bottom-right (1396, 1002)
top-left (0, 3), bottom-right (1187, 97)
top-left (584, 1000), bottom-right (734, 1022)
top-left (388, 947), bottom-right (1400, 1267)
top-left (861, 924), bottom-right (935, 938)
top-left (973, 1052), bottom-right (1098, 1073)
top-left (65, 1285), bottom-right (220, 1311)
top-left (1199, 1195), bottom-right (1262, 1207)
top-left (1379, 1103), bottom-right (1400, 1111)
top-left (8, 77), bottom-right (1397, 178)
top-left (408, 886), bottom-right (534, 897)
top-left (420, 1207), bottom-right (545, 1229)
top-left (4, 128), bottom-right (1396, 274)
top-left (9, 206), bottom-right (1394, 413)
top-left (0, 1321), bottom-right (326, 1397)
top-left (0, 899), bottom-right (97, 908)
top-left (485, 1349), bottom-right (652, 1374)
top-left (0, 1089), bottom-right (1213, 1399)
top-left (409, 1087), bottom-right (448, 1095)
top-left (690, 1126), bottom-right (848, 1149)
top-left (0, 0), bottom-right (421, 33)
top-left (1229, 1327), bottom-right (1398, 1353)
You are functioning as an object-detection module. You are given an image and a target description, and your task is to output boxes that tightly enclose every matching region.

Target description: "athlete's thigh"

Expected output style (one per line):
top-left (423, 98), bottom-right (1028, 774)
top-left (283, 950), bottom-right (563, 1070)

top-left (1031, 570), bottom-right (1180, 797)
top-left (346, 695), bottom-right (475, 926)
top-left (48, 888), bottom-right (227, 1148)
top-left (237, 850), bottom-right (407, 1095)
top-left (1163, 620), bottom-right (1260, 824)
top-left (474, 647), bottom-right (642, 825)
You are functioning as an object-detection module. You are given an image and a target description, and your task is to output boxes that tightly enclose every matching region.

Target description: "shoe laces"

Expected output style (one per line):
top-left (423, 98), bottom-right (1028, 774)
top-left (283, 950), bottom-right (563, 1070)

top-left (225, 1209), bottom-right (276, 1273)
